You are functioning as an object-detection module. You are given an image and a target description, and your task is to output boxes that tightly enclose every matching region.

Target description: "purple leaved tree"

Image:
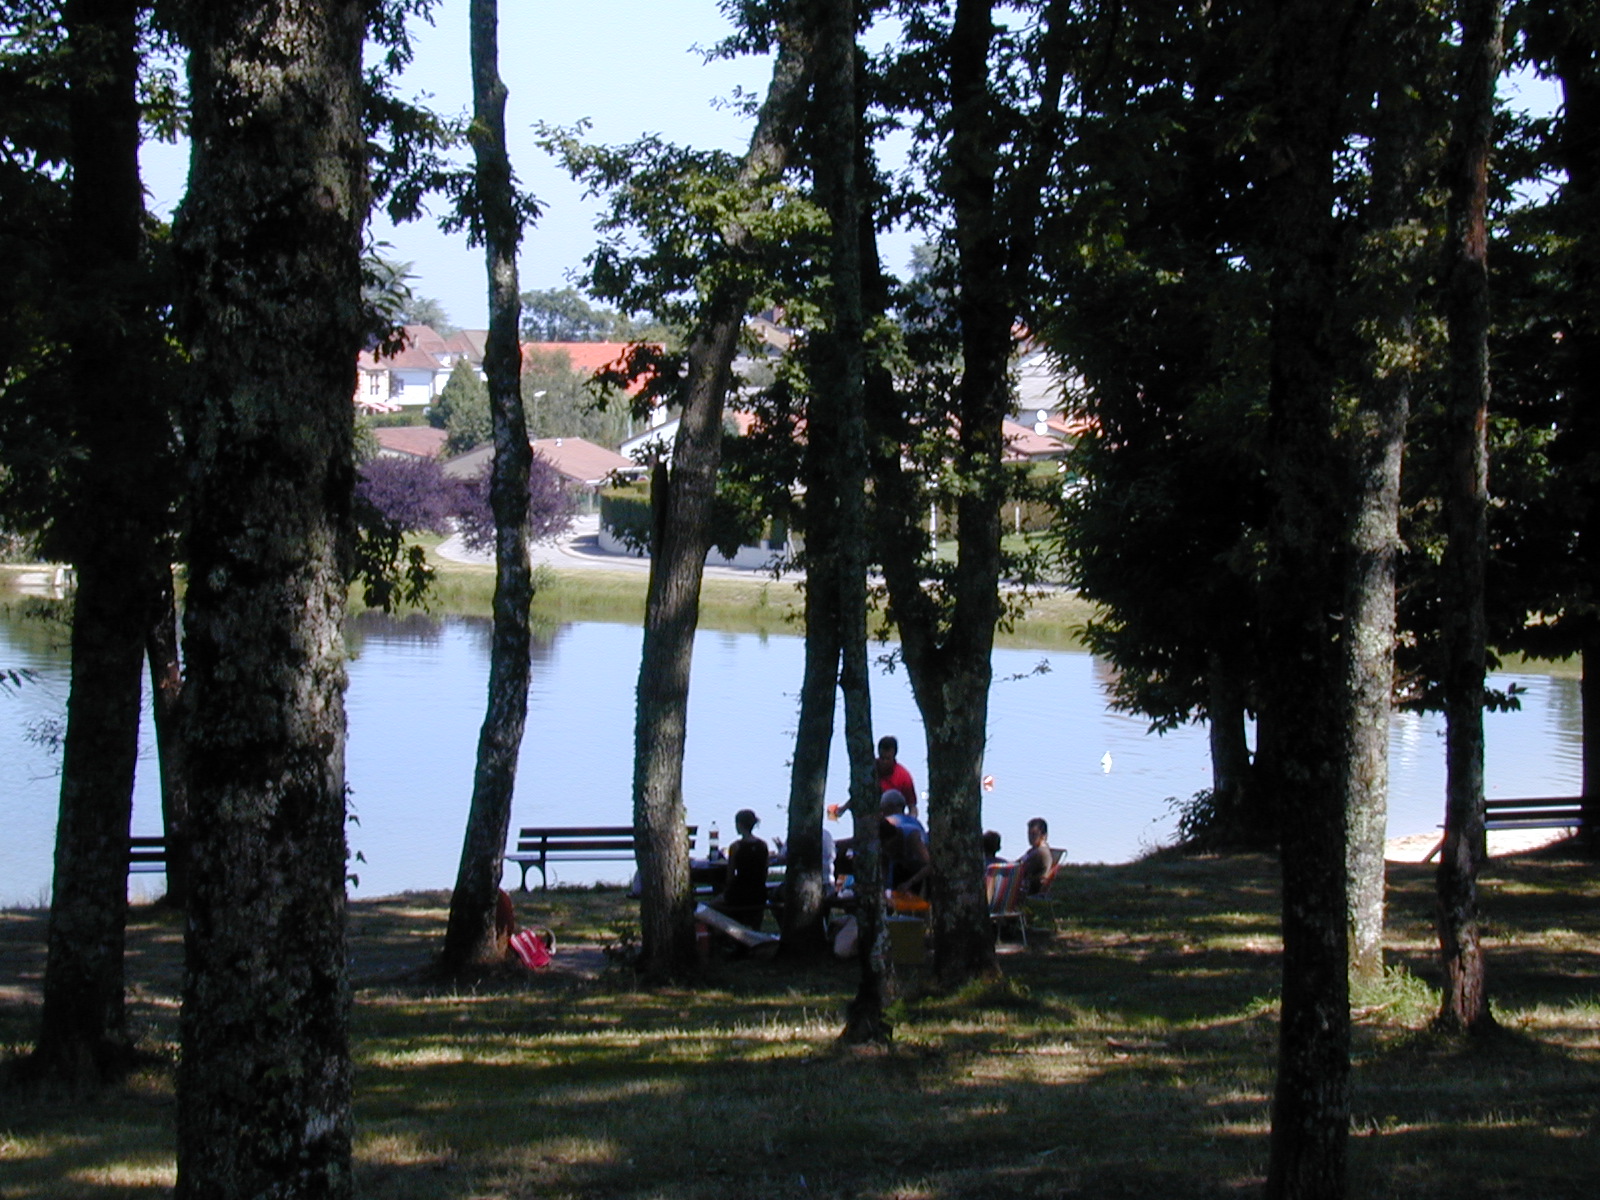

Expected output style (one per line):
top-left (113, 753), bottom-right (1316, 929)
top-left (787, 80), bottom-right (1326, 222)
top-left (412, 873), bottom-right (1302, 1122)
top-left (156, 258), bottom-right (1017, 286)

top-left (355, 455), bottom-right (457, 535)
top-left (452, 454), bottom-right (576, 553)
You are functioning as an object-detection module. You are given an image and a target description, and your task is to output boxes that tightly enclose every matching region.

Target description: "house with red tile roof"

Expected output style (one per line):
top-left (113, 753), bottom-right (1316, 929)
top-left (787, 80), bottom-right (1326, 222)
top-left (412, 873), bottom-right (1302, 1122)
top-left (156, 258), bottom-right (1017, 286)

top-left (1000, 418), bottom-right (1068, 463)
top-left (442, 436), bottom-right (641, 494)
top-left (372, 426), bottom-right (448, 459)
top-left (354, 324), bottom-right (486, 412)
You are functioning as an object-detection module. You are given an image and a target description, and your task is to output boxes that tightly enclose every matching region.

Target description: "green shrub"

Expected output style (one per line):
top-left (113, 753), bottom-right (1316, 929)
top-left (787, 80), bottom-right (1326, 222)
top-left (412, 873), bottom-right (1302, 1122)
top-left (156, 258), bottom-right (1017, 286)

top-left (600, 481), bottom-right (654, 553)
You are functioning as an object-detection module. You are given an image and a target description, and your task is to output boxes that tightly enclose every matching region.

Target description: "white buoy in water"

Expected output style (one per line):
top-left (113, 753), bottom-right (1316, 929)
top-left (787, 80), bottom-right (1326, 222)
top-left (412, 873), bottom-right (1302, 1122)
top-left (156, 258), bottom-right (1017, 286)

top-left (1101, 751), bottom-right (1113, 773)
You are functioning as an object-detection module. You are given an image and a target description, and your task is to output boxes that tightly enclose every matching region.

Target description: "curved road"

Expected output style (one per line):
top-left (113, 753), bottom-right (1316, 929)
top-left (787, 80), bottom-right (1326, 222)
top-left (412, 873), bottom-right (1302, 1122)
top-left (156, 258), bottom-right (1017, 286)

top-left (435, 513), bottom-right (795, 582)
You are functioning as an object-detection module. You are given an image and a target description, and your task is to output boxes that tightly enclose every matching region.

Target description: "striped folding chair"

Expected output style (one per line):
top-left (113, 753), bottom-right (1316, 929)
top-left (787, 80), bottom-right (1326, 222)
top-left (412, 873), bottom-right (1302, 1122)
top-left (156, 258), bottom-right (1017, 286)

top-left (986, 862), bottom-right (1028, 946)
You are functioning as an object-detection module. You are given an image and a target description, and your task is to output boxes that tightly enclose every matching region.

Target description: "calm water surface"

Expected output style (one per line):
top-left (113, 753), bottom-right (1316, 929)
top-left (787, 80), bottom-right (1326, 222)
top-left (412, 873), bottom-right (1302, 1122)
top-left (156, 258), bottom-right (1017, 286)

top-left (1, 604), bottom-right (1583, 905)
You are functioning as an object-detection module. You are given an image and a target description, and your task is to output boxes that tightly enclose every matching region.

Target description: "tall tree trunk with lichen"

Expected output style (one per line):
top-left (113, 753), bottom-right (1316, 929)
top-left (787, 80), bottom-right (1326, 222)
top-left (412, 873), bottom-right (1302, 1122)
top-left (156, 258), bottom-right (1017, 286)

top-left (171, 0), bottom-right (366, 1193)
top-left (633, 24), bottom-right (810, 979)
top-left (802, 0), bottom-right (891, 1043)
top-left (28, 0), bottom-right (167, 1089)
top-left (1260, 2), bottom-right (1368, 1195)
top-left (780, 458), bottom-right (841, 953)
top-left (1435, 0), bottom-right (1502, 1034)
top-left (441, 0), bottom-right (532, 974)
top-left (1344, 0), bottom-right (1434, 989)
top-left (872, 0), bottom-right (1064, 986)
top-left (1549, 8), bottom-right (1600, 850)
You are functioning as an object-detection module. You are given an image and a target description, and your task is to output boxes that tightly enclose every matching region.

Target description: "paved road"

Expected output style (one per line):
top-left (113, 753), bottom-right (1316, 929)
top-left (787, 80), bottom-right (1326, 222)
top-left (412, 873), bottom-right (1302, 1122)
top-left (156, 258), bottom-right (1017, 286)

top-left (435, 513), bottom-right (795, 582)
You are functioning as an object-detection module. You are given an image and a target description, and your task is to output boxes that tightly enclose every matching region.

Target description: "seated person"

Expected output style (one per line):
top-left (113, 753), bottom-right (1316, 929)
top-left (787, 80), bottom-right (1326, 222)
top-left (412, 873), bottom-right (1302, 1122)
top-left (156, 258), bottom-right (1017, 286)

top-left (983, 829), bottom-right (1004, 865)
top-left (880, 793), bottom-right (931, 894)
top-left (880, 789), bottom-right (928, 844)
top-left (1018, 817), bottom-right (1053, 896)
top-left (715, 808), bottom-right (770, 930)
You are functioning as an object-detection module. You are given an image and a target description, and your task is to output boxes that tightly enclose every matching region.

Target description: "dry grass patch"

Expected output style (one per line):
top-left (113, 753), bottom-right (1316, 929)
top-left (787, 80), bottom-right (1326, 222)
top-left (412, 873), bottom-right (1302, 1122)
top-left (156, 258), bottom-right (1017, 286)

top-left (2, 846), bottom-right (1598, 1198)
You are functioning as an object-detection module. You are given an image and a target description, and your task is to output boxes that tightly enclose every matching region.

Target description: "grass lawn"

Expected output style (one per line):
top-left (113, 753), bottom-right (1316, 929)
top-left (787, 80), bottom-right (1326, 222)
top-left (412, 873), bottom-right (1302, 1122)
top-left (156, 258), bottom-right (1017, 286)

top-left (392, 540), bottom-right (1099, 650)
top-left (2, 844), bottom-right (1597, 1198)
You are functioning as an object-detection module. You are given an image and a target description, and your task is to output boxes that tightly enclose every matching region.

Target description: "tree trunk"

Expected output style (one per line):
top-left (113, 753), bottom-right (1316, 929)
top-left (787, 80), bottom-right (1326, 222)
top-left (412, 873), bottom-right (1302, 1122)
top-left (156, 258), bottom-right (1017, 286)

top-left (632, 27), bottom-right (809, 979)
top-left (147, 564), bottom-right (191, 910)
top-left (1260, 3), bottom-right (1367, 1196)
top-left (1345, 1), bottom-right (1431, 989)
top-left (877, 0), bottom-right (1065, 986)
top-left (1555, 25), bottom-right (1600, 852)
top-left (1435, 0), bottom-right (1502, 1035)
top-left (441, 0), bottom-right (531, 975)
top-left (27, 0), bottom-right (155, 1088)
top-left (779, 507), bottom-right (841, 953)
top-left (801, 0), bottom-right (891, 1042)
top-left (1584, 631), bottom-right (1600, 847)
top-left (1205, 654), bottom-right (1259, 845)
top-left (171, 1), bottom-right (366, 1193)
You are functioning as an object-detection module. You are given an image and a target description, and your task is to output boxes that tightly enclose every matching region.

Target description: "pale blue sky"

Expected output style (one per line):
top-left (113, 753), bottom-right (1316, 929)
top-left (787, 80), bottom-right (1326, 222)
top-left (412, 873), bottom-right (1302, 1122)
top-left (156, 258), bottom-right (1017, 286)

top-left (142, 0), bottom-right (786, 330)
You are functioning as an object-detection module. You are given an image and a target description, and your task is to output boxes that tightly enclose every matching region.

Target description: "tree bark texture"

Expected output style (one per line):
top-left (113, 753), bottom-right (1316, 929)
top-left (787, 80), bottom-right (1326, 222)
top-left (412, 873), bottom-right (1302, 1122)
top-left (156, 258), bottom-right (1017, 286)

top-left (1553, 21), bottom-right (1600, 849)
top-left (1344, 0), bottom-right (1432, 988)
top-left (632, 26), bottom-right (810, 979)
top-left (874, 0), bottom-right (1064, 986)
top-left (171, 1), bottom-right (366, 1194)
top-left (1585, 629), bottom-right (1600, 845)
top-left (29, 0), bottom-right (163, 1087)
top-left (805, 0), bottom-right (892, 1042)
top-left (780, 479), bottom-right (841, 952)
top-left (147, 565), bottom-right (191, 910)
top-left (1205, 654), bottom-right (1259, 845)
top-left (1435, 0), bottom-right (1502, 1034)
top-left (441, 0), bottom-right (532, 975)
top-left (1259, 3), bottom-right (1366, 1196)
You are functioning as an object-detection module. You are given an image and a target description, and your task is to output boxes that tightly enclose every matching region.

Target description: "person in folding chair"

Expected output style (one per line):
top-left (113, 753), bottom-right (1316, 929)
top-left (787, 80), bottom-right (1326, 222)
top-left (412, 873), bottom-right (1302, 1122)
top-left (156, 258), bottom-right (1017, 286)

top-left (1018, 817), bottom-right (1054, 896)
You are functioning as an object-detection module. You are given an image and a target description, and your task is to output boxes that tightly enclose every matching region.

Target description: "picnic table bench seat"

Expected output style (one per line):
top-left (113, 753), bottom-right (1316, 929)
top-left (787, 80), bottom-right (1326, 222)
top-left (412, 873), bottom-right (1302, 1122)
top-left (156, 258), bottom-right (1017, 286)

top-left (1482, 796), bottom-right (1593, 830)
top-left (128, 836), bottom-right (167, 875)
top-left (1423, 797), bottom-right (1593, 862)
top-left (506, 825), bottom-right (698, 891)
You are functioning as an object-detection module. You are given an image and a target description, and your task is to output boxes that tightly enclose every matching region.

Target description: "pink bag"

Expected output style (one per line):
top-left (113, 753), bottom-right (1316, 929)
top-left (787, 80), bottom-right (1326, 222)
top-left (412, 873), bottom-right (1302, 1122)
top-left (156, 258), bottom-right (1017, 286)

top-left (509, 928), bottom-right (555, 970)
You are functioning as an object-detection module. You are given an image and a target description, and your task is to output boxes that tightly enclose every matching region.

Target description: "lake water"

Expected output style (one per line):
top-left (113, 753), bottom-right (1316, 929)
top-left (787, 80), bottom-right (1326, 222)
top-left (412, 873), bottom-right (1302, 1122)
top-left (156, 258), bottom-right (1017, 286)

top-left (0, 602), bottom-right (1583, 906)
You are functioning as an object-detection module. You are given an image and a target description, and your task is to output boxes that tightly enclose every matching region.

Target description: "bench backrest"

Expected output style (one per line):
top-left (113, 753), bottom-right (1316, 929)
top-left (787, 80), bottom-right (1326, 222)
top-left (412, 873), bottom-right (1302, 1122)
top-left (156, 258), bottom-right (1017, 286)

top-left (515, 826), bottom-right (699, 855)
top-left (128, 836), bottom-right (166, 865)
top-left (1483, 797), bottom-right (1584, 814)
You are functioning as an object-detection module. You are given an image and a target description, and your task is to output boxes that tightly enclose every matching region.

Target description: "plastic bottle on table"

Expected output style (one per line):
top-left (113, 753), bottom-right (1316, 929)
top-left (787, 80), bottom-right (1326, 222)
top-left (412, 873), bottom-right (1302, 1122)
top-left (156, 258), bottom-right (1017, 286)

top-left (708, 822), bottom-right (721, 861)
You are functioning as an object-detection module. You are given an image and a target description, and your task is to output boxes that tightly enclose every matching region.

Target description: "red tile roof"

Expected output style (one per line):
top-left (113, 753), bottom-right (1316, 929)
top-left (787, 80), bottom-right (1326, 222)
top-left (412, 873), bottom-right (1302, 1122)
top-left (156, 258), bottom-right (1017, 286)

top-left (531, 437), bottom-right (637, 486)
top-left (373, 426), bottom-right (447, 458)
top-left (523, 342), bottom-right (658, 395)
top-left (1001, 418), bottom-right (1067, 462)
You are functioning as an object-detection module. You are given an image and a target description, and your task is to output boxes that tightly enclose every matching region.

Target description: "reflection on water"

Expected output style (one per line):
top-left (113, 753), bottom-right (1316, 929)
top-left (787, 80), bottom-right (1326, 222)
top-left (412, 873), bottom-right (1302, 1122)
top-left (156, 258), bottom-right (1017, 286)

top-left (1, 602), bottom-right (1584, 905)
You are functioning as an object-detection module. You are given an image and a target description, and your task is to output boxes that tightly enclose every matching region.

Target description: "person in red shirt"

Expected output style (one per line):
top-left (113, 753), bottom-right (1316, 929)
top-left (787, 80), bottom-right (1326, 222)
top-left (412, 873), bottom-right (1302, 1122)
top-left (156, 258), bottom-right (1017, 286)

top-left (875, 735), bottom-right (918, 816)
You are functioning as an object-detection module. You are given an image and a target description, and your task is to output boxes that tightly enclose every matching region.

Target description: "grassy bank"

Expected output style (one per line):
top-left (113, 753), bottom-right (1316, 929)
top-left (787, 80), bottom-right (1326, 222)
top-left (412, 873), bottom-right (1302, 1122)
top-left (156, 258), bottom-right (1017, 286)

top-left (2, 844), bottom-right (1596, 1198)
top-left (407, 542), bottom-right (1100, 649)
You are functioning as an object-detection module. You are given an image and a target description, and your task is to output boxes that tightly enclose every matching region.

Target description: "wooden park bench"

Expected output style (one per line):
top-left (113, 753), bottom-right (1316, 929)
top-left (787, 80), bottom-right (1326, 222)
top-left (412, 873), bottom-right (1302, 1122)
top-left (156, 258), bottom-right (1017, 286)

top-left (1424, 796), bottom-right (1592, 862)
top-left (506, 825), bottom-right (698, 891)
top-left (128, 835), bottom-right (167, 876)
top-left (1484, 796), bottom-right (1593, 831)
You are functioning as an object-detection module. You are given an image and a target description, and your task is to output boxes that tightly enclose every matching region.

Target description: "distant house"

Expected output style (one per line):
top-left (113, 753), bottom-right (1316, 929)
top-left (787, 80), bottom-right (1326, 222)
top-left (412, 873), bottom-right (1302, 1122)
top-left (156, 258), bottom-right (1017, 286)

top-left (618, 409), bottom-right (758, 466)
top-left (1010, 342), bottom-right (1095, 444)
top-left (1000, 418), bottom-right (1069, 464)
top-left (522, 341), bottom-right (648, 391)
top-left (443, 436), bottom-right (640, 501)
top-left (372, 426), bottom-right (447, 459)
top-left (530, 437), bottom-right (640, 489)
top-left (354, 325), bottom-right (487, 413)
